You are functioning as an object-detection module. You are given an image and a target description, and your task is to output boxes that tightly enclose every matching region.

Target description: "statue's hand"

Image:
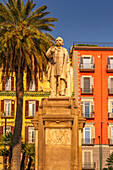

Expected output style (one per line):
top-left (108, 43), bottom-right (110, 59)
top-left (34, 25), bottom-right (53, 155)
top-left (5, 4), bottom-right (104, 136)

top-left (50, 46), bottom-right (56, 54)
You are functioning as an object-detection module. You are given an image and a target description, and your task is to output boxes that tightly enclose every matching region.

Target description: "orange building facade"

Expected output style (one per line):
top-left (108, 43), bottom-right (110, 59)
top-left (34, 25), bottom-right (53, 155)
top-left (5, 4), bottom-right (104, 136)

top-left (73, 45), bottom-right (113, 170)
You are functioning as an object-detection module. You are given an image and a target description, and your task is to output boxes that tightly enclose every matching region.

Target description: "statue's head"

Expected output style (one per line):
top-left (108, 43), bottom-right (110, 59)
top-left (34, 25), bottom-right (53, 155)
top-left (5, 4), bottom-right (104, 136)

top-left (56, 37), bottom-right (64, 47)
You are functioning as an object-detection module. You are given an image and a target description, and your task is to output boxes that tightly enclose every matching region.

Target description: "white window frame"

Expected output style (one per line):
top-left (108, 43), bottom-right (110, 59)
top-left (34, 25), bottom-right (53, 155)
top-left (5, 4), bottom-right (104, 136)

top-left (5, 77), bottom-right (11, 91)
top-left (108, 99), bottom-right (113, 117)
top-left (108, 76), bottom-right (113, 94)
top-left (29, 80), bottom-right (35, 91)
top-left (81, 55), bottom-right (94, 69)
top-left (84, 127), bottom-right (91, 144)
top-left (28, 127), bottom-right (35, 143)
top-left (108, 56), bottom-right (113, 69)
top-left (81, 99), bottom-right (94, 117)
top-left (81, 76), bottom-right (94, 92)
top-left (82, 150), bottom-right (93, 166)
top-left (4, 100), bottom-right (11, 116)
top-left (3, 126), bottom-right (11, 135)
top-left (28, 101), bottom-right (36, 116)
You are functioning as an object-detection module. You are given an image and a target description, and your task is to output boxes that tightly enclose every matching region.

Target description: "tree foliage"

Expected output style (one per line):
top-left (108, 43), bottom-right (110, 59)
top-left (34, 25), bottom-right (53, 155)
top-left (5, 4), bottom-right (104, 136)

top-left (0, 0), bottom-right (57, 83)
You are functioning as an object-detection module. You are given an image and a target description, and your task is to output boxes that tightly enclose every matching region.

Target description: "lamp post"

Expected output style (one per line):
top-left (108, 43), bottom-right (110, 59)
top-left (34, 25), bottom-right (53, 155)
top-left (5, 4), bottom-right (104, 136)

top-left (100, 121), bottom-right (103, 170)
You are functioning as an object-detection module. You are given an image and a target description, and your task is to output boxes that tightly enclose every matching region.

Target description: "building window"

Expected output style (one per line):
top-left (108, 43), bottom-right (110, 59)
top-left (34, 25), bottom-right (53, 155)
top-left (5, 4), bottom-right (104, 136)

top-left (29, 101), bottom-right (35, 116)
top-left (29, 80), bottom-right (35, 91)
top-left (107, 57), bottom-right (113, 70)
top-left (25, 100), bottom-right (39, 117)
top-left (5, 77), bottom-right (11, 91)
top-left (82, 150), bottom-right (94, 169)
top-left (80, 56), bottom-right (94, 70)
top-left (81, 76), bottom-right (94, 94)
top-left (4, 100), bottom-right (11, 116)
top-left (81, 101), bottom-right (94, 118)
top-left (3, 126), bottom-right (11, 135)
top-left (108, 100), bottom-right (113, 118)
top-left (84, 127), bottom-right (91, 144)
top-left (108, 77), bottom-right (113, 94)
top-left (28, 127), bottom-right (35, 143)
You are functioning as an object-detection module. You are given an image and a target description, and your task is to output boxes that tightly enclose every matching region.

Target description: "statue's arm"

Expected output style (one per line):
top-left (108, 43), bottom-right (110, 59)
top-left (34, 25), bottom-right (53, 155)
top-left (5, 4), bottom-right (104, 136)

top-left (46, 46), bottom-right (56, 59)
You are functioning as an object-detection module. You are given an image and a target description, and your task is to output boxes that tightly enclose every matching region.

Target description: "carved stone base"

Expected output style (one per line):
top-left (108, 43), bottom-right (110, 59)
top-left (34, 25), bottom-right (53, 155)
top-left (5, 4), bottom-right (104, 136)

top-left (32, 97), bottom-right (85, 170)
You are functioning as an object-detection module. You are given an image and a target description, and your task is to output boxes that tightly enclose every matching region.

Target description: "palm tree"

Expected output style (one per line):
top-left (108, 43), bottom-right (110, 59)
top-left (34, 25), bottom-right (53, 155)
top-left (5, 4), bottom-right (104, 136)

top-left (0, 0), bottom-right (57, 169)
top-left (103, 152), bottom-right (113, 170)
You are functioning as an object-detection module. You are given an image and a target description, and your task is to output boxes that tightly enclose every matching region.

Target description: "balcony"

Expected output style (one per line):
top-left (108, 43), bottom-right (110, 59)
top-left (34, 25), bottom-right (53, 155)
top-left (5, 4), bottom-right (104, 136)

top-left (107, 64), bottom-right (113, 72)
top-left (108, 88), bottom-right (113, 94)
top-left (108, 112), bottom-right (113, 118)
top-left (82, 112), bottom-right (94, 118)
top-left (82, 162), bottom-right (96, 170)
top-left (80, 63), bottom-right (95, 72)
top-left (108, 139), bottom-right (113, 145)
top-left (82, 138), bottom-right (95, 146)
top-left (0, 112), bottom-right (14, 118)
top-left (81, 88), bottom-right (93, 95)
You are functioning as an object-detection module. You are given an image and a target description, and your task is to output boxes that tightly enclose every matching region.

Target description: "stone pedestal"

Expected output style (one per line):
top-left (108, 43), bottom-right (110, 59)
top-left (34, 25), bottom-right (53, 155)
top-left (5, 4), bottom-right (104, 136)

top-left (32, 97), bottom-right (85, 170)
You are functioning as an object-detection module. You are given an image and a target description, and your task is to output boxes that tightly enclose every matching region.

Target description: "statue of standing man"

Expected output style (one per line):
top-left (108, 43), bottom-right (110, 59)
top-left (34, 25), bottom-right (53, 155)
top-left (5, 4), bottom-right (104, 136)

top-left (46, 37), bottom-right (71, 97)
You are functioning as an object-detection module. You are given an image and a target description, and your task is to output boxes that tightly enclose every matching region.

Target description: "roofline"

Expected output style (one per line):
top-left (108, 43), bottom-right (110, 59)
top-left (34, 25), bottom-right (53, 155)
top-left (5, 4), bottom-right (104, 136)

top-left (73, 46), bottom-right (113, 51)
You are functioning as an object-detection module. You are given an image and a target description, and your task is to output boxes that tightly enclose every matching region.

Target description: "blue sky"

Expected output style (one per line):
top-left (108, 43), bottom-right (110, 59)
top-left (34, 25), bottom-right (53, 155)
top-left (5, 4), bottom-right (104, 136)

top-left (2, 0), bottom-right (113, 50)
top-left (36, 0), bottom-right (113, 50)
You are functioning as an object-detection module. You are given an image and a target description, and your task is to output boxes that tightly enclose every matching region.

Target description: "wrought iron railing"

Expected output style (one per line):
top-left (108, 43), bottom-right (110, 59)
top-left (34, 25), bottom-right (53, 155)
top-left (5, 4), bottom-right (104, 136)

top-left (81, 88), bottom-right (93, 94)
top-left (82, 112), bottom-right (94, 118)
top-left (80, 63), bottom-right (95, 69)
top-left (82, 138), bottom-right (95, 145)
top-left (107, 64), bottom-right (113, 69)
top-left (108, 88), bottom-right (113, 94)
top-left (108, 139), bottom-right (113, 145)
top-left (82, 162), bottom-right (96, 169)
top-left (108, 112), bottom-right (113, 118)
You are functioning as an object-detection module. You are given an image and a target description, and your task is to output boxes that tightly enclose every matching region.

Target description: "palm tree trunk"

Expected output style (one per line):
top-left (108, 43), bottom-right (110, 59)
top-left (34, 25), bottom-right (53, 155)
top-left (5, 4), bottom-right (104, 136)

top-left (20, 152), bottom-right (25, 170)
top-left (12, 64), bottom-right (23, 170)
top-left (27, 156), bottom-right (32, 170)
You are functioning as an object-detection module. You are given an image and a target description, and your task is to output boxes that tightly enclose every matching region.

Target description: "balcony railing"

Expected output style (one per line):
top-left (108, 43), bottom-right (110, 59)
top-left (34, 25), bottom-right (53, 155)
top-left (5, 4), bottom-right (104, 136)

top-left (82, 112), bottom-right (94, 118)
top-left (81, 88), bottom-right (93, 94)
top-left (108, 139), bottom-right (113, 145)
top-left (108, 112), bottom-right (113, 118)
top-left (107, 64), bottom-right (113, 72)
top-left (82, 138), bottom-right (95, 145)
top-left (82, 162), bottom-right (96, 169)
top-left (108, 88), bottom-right (113, 94)
top-left (80, 63), bottom-right (95, 72)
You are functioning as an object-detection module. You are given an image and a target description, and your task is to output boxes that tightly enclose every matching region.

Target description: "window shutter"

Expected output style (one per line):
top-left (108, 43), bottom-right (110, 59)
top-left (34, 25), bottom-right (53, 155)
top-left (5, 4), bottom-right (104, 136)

top-left (1, 100), bottom-right (4, 113)
top-left (81, 77), bottom-right (84, 89)
top-left (108, 78), bottom-right (111, 89)
top-left (108, 101), bottom-right (111, 113)
top-left (81, 101), bottom-right (84, 116)
top-left (11, 100), bottom-right (15, 116)
top-left (91, 57), bottom-right (94, 64)
top-left (80, 57), bottom-right (83, 64)
top-left (90, 77), bottom-right (94, 87)
top-left (2, 77), bottom-right (5, 91)
top-left (84, 152), bottom-right (91, 163)
top-left (11, 77), bottom-right (14, 91)
top-left (91, 101), bottom-right (94, 112)
top-left (107, 57), bottom-right (110, 65)
top-left (35, 78), bottom-right (38, 91)
top-left (25, 101), bottom-right (29, 117)
top-left (36, 101), bottom-right (39, 112)
top-left (108, 127), bottom-right (111, 139)
top-left (11, 126), bottom-right (14, 134)
top-left (0, 126), bottom-right (3, 140)
top-left (25, 126), bottom-right (28, 143)
top-left (92, 126), bottom-right (95, 139)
